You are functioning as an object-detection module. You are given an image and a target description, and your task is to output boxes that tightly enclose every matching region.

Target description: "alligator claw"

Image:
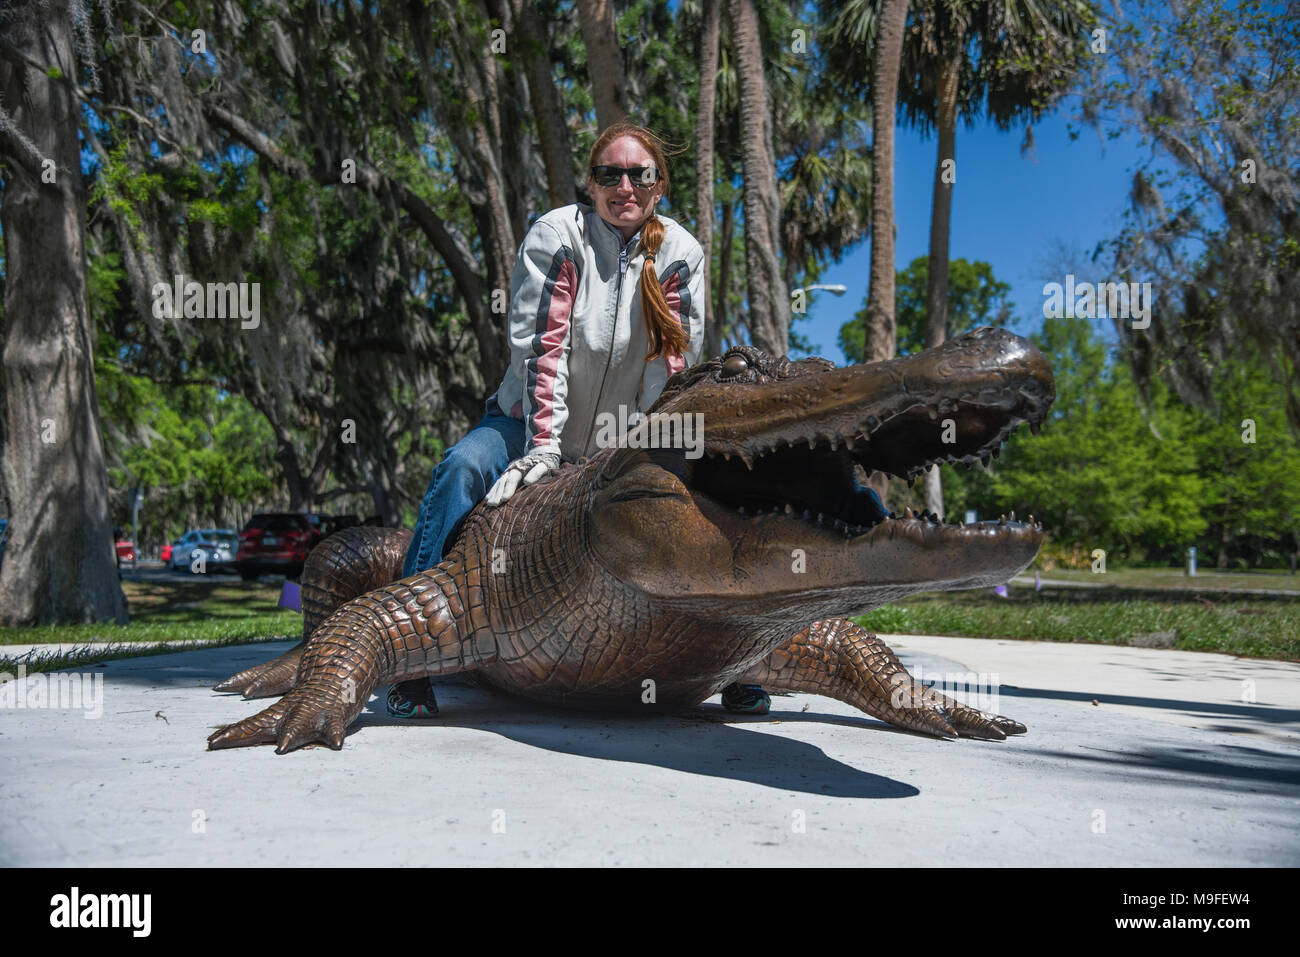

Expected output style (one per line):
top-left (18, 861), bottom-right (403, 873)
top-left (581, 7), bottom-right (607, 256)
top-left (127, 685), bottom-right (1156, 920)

top-left (208, 699), bottom-right (291, 750)
top-left (209, 681), bottom-right (353, 753)
top-left (885, 684), bottom-right (1025, 741)
top-left (214, 643), bottom-right (305, 698)
top-left (925, 688), bottom-right (1026, 740)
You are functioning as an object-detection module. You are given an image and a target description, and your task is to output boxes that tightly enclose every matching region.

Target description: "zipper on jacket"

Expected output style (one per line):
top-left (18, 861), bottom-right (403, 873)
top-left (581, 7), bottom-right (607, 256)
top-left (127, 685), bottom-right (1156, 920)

top-left (586, 268), bottom-right (624, 454)
top-left (584, 223), bottom-right (637, 455)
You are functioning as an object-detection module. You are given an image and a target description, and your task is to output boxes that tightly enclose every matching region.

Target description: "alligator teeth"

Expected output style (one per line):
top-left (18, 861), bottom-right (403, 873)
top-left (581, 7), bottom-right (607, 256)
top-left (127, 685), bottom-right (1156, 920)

top-left (1030, 422), bottom-right (1042, 436)
top-left (992, 446), bottom-right (1001, 459)
top-left (784, 503), bottom-right (794, 515)
top-left (981, 454), bottom-right (991, 468)
top-left (802, 508), bottom-right (812, 520)
top-left (844, 434), bottom-right (856, 449)
top-left (741, 454), bottom-right (755, 470)
top-left (817, 512), bottom-right (825, 524)
top-left (737, 505), bottom-right (746, 515)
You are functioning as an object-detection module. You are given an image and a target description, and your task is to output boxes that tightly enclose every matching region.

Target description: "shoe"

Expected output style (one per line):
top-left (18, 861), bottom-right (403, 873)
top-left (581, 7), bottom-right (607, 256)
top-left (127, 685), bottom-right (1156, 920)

top-left (386, 679), bottom-right (440, 718)
top-left (721, 682), bottom-right (771, 715)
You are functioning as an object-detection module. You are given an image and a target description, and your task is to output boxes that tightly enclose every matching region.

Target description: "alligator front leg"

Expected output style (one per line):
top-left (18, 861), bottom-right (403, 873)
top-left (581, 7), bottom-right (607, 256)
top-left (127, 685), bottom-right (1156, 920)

top-left (740, 619), bottom-right (1026, 740)
top-left (214, 527), bottom-right (413, 698)
top-left (208, 566), bottom-right (491, 753)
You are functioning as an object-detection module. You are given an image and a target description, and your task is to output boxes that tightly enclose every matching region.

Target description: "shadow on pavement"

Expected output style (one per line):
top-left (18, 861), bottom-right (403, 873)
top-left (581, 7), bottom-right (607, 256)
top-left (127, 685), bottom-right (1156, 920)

top-left (340, 686), bottom-right (922, 799)
top-left (1036, 743), bottom-right (1300, 796)
top-left (997, 684), bottom-right (1300, 725)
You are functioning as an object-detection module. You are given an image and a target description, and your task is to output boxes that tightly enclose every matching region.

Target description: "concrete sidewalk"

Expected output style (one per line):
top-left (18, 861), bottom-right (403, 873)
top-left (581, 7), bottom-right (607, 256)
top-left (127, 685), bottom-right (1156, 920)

top-left (1, 636), bottom-right (1296, 866)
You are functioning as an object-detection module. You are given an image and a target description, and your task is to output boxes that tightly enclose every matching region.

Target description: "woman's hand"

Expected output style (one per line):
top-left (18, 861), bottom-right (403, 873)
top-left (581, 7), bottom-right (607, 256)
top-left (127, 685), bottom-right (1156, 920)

top-left (485, 451), bottom-right (561, 506)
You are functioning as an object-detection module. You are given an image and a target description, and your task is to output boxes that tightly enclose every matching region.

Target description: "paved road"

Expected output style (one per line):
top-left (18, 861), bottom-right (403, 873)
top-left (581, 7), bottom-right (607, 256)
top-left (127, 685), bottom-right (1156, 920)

top-left (1, 636), bottom-right (1296, 866)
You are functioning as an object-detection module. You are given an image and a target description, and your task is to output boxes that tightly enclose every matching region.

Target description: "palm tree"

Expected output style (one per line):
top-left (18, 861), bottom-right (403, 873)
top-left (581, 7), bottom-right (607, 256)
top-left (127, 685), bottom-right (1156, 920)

top-left (824, 0), bottom-right (1096, 514)
top-left (910, 1), bottom-right (1095, 515)
top-left (725, 0), bottom-right (790, 356)
top-left (864, 0), bottom-right (910, 365)
top-left (695, 0), bottom-right (722, 344)
top-left (775, 73), bottom-right (874, 298)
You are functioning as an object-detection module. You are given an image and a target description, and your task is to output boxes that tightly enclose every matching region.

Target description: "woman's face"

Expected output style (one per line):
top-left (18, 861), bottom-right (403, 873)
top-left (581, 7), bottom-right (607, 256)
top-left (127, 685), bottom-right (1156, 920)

top-left (589, 135), bottom-right (666, 241)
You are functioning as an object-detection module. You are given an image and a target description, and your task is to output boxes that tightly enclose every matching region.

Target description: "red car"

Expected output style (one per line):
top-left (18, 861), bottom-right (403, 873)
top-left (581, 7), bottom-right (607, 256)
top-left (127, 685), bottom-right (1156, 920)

top-left (113, 527), bottom-right (135, 563)
top-left (235, 513), bottom-right (322, 581)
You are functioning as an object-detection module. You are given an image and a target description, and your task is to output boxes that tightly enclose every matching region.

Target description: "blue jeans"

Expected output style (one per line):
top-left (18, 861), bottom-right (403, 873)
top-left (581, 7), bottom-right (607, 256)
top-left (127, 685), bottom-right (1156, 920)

top-left (403, 413), bottom-right (526, 576)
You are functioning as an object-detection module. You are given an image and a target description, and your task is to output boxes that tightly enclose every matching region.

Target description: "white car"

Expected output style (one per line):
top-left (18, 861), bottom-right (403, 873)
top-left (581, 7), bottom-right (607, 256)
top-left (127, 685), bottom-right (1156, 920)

top-left (168, 529), bottom-right (239, 573)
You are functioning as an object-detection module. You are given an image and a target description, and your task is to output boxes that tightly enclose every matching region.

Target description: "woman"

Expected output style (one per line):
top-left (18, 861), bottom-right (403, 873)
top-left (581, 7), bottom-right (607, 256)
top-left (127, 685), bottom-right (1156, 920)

top-left (389, 123), bottom-right (770, 718)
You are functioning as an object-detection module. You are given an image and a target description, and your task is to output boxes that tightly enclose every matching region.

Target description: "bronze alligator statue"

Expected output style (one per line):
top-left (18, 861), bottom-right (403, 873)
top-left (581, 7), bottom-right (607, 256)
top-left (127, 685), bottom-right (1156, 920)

top-left (209, 327), bottom-right (1054, 753)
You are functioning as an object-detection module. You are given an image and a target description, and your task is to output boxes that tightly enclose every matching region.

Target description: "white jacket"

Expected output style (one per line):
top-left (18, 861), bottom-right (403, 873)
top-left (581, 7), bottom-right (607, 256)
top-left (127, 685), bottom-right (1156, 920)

top-left (486, 203), bottom-right (706, 461)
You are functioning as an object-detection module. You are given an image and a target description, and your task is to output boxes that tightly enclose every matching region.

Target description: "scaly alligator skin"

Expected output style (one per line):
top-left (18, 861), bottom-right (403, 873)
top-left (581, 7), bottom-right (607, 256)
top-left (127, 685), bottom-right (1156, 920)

top-left (210, 327), bottom-right (1055, 753)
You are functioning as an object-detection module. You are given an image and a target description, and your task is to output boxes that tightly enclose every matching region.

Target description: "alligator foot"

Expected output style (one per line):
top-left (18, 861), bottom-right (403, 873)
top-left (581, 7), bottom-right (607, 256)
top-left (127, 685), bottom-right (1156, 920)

top-left (208, 677), bottom-right (357, 753)
top-left (213, 642), bottom-right (305, 698)
top-left (741, 618), bottom-right (1026, 740)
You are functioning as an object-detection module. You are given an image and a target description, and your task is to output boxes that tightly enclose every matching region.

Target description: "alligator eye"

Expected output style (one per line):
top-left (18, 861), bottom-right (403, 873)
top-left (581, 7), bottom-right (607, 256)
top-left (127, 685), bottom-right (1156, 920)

top-left (721, 353), bottom-right (750, 378)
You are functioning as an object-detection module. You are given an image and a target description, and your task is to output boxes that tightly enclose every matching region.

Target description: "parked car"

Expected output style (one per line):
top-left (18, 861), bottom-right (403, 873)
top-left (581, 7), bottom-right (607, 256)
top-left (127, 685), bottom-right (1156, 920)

top-left (168, 529), bottom-right (239, 573)
top-left (235, 513), bottom-right (322, 581)
top-left (113, 526), bottom-right (135, 563)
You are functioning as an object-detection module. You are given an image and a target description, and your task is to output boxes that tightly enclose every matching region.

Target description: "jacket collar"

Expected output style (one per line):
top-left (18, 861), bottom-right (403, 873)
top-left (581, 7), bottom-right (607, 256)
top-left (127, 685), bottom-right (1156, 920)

top-left (586, 205), bottom-right (643, 256)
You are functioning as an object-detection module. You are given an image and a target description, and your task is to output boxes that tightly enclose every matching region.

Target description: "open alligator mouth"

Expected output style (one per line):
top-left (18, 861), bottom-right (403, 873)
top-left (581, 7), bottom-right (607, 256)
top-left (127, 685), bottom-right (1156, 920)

top-left (675, 329), bottom-right (1055, 541)
top-left (686, 411), bottom-right (1043, 538)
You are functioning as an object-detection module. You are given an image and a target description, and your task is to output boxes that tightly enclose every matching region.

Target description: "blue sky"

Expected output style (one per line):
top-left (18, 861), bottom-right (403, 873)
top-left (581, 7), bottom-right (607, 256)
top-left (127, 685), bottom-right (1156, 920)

top-left (791, 102), bottom-right (1149, 363)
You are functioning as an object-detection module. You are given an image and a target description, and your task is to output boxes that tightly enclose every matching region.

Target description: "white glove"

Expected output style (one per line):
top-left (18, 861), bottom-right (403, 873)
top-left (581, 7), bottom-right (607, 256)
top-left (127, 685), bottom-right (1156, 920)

top-left (485, 450), bottom-right (561, 506)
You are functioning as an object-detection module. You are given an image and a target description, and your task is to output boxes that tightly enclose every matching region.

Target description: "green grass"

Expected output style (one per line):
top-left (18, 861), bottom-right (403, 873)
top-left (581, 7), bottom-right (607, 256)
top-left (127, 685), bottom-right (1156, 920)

top-left (856, 591), bottom-right (1300, 660)
top-left (1017, 566), bottom-right (1300, 593)
top-left (0, 578), bottom-right (299, 647)
top-left (1, 634), bottom-right (292, 676)
top-left (3, 570), bottom-right (1297, 677)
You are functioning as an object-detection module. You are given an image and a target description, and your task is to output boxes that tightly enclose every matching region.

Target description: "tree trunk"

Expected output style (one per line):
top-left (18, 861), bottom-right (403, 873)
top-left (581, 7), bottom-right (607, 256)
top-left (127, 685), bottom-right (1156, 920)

top-left (726, 0), bottom-right (790, 355)
top-left (860, 0), bottom-right (909, 502)
top-left (864, 0), bottom-right (909, 365)
top-left (453, 10), bottom-right (517, 356)
top-left (0, 2), bottom-right (128, 624)
top-left (922, 55), bottom-right (960, 519)
top-left (1216, 501), bottom-right (1231, 569)
top-left (576, 0), bottom-right (627, 131)
top-left (512, 0), bottom-right (577, 208)
top-left (709, 194), bottom-right (736, 359)
top-left (695, 0), bottom-right (721, 342)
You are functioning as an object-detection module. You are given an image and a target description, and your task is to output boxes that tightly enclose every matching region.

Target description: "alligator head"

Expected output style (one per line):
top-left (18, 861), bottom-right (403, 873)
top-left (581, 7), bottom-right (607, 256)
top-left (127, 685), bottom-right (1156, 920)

top-left (582, 326), bottom-right (1055, 624)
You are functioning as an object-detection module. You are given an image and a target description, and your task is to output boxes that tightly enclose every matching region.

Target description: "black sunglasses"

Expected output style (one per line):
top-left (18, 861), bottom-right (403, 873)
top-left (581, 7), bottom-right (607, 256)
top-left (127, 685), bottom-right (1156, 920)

top-left (590, 164), bottom-right (661, 188)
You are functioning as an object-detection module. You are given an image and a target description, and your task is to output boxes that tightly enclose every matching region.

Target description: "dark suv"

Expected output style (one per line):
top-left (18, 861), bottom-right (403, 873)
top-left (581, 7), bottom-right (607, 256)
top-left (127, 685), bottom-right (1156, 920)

top-left (235, 513), bottom-right (323, 581)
